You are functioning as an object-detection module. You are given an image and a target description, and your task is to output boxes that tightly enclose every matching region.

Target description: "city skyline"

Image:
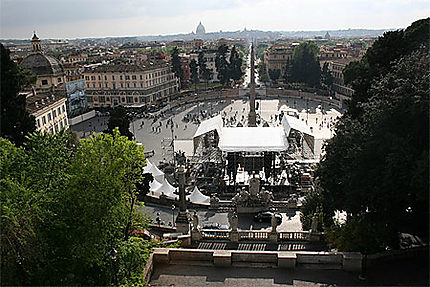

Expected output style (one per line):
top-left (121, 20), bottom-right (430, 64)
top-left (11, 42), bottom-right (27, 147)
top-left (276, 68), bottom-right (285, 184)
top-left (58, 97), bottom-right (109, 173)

top-left (1, 0), bottom-right (429, 39)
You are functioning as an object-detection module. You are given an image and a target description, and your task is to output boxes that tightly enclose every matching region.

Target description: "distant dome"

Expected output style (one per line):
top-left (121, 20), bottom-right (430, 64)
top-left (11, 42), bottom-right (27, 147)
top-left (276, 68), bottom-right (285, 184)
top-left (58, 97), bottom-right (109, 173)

top-left (20, 53), bottom-right (64, 76)
top-left (196, 22), bottom-right (206, 35)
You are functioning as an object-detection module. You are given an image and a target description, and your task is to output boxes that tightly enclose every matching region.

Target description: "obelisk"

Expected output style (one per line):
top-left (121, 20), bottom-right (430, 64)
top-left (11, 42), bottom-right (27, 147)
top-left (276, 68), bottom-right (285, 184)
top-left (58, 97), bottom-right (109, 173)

top-left (248, 44), bottom-right (257, 127)
top-left (175, 165), bottom-right (190, 234)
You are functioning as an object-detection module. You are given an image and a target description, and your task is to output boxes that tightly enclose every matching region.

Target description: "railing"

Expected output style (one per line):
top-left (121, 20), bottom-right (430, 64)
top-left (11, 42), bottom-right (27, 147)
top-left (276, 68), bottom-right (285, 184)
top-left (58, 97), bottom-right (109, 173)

top-left (278, 231), bottom-right (310, 241)
top-left (201, 229), bottom-right (230, 239)
top-left (239, 230), bottom-right (269, 240)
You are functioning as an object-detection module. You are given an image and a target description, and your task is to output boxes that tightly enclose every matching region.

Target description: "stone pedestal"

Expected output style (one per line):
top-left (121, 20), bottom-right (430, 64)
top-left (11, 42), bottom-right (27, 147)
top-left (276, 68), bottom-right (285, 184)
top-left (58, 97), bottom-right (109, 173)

top-left (342, 252), bottom-right (363, 272)
top-left (230, 231), bottom-right (239, 242)
top-left (269, 231), bottom-right (278, 243)
top-left (175, 211), bottom-right (190, 234)
top-left (214, 251), bottom-right (232, 266)
top-left (191, 229), bottom-right (202, 242)
top-left (278, 252), bottom-right (297, 268)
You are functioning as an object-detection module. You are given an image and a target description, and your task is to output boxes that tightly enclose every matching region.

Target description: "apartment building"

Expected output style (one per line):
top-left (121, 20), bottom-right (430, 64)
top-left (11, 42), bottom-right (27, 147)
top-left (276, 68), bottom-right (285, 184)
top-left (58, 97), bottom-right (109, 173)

top-left (264, 45), bottom-right (294, 78)
top-left (83, 61), bottom-right (179, 108)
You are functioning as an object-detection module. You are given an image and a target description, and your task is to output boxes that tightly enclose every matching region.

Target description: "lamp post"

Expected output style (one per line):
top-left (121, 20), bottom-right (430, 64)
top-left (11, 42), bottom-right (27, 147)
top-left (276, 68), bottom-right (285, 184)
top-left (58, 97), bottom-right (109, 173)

top-left (171, 204), bottom-right (176, 227)
top-left (108, 248), bottom-right (118, 285)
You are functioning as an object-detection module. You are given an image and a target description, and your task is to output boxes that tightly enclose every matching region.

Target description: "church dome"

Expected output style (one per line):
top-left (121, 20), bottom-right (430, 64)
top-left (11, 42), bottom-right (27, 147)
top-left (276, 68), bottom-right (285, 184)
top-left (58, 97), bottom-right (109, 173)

top-left (20, 53), bottom-right (64, 76)
top-left (196, 22), bottom-right (206, 35)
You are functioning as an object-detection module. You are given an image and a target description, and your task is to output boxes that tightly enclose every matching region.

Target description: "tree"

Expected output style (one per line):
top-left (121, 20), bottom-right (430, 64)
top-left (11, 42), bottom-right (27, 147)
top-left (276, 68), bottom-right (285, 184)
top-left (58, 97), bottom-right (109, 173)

top-left (1, 44), bottom-right (36, 146)
top-left (190, 59), bottom-right (199, 89)
top-left (288, 41), bottom-right (321, 87)
top-left (198, 51), bottom-right (212, 86)
top-left (171, 47), bottom-right (184, 88)
top-left (257, 62), bottom-right (269, 83)
top-left (320, 62), bottom-right (333, 90)
top-left (1, 129), bottom-right (152, 285)
top-left (305, 48), bottom-right (429, 253)
top-left (268, 69), bottom-right (281, 82)
top-left (228, 46), bottom-right (243, 83)
top-left (107, 105), bottom-right (133, 140)
top-left (215, 44), bottom-right (230, 85)
top-left (343, 17), bottom-right (429, 117)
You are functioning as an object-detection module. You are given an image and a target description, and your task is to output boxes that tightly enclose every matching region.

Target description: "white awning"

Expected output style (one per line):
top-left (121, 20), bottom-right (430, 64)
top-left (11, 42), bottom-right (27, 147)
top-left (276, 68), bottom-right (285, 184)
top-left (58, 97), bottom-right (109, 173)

top-left (174, 139), bottom-right (194, 157)
top-left (193, 114), bottom-right (223, 138)
top-left (186, 186), bottom-right (210, 204)
top-left (218, 127), bottom-right (288, 152)
top-left (282, 115), bottom-right (313, 137)
top-left (154, 178), bottom-right (178, 199)
top-left (143, 160), bottom-right (164, 183)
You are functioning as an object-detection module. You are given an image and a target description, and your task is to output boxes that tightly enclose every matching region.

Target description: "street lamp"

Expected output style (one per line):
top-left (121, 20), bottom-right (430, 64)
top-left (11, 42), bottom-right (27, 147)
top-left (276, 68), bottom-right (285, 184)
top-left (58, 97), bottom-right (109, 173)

top-left (171, 204), bottom-right (176, 226)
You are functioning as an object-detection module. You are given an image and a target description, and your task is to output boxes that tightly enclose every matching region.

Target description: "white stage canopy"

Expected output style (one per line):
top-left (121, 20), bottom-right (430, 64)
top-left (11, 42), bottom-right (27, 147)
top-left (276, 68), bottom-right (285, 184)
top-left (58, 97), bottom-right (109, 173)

top-left (143, 160), bottom-right (164, 183)
top-left (282, 115), bottom-right (313, 137)
top-left (218, 127), bottom-right (288, 152)
top-left (186, 186), bottom-right (210, 204)
top-left (154, 179), bottom-right (178, 199)
top-left (193, 115), bottom-right (223, 138)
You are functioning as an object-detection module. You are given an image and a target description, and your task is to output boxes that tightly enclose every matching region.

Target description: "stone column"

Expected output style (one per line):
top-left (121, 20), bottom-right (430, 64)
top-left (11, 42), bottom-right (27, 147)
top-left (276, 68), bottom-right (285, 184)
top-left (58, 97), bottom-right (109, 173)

top-left (269, 213), bottom-right (278, 243)
top-left (191, 211), bottom-right (202, 242)
top-left (248, 44), bottom-right (256, 127)
top-left (175, 166), bottom-right (190, 234)
top-left (230, 212), bottom-right (239, 242)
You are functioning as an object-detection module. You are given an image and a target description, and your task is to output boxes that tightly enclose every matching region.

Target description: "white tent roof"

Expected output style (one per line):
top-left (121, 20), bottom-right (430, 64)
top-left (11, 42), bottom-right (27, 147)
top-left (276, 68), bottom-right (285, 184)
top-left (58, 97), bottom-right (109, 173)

top-left (143, 160), bottom-right (164, 182)
top-left (193, 114), bottom-right (223, 138)
top-left (282, 115), bottom-right (313, 137)
top-left (218, 127), bottom-right (288, 152)
top-left (174, 139), bottom-right (194, 157)
top-left (149, 179), bottom-right (162, 192)
top-left (154, 178), bottom-right (178, 199)
top-left (186, 186), bottom-right (210, 204)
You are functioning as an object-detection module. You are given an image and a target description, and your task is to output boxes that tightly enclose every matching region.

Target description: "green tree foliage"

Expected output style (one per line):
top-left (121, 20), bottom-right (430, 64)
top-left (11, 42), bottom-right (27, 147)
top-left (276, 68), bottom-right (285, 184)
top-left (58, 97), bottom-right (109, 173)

top-left (107, 105), bottom-right (133, 140)
top-left (288, 42), bottom-right (321, 87)
top-left (268, 69), bottom-right (281, 82)
top-left (215, 44), bottom-right (230, 85)
top-left (197, 52), bottom-right (212, 84)
top-left (171, 47), bottom-right (184, 87)
top-left (1, 129), bottom-right (153, 285)
top-left (228, 46), bottom-right (243, 82)
top-left (0, 44), bottom-right (37, 146)
top-left (343, 17), bottom-right (429, 116)
top-left (308, 48), bottom-right (429, 252)
top-left (257, 62), bottom-right (269, 83)
top-left (320, 62), bottom-right (333, 90)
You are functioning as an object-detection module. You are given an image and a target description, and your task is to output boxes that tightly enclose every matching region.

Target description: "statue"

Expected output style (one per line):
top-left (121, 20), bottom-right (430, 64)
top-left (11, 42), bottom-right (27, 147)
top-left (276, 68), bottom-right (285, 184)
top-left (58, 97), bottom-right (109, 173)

top-left (271, 213), bottom-right (278, 232)
top-left (249, 177), bottom-right (260, 196)
top-left (311, 213), bottom-right (318, 232)
top-left (192, 211), bottom-right (199, 231)
top-left (231, 212), bottom-right (238, 231)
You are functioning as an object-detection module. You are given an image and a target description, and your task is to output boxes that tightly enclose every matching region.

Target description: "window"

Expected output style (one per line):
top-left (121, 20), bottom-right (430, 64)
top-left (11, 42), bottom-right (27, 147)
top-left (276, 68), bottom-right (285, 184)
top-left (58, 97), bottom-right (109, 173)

top-left (87, 83), bottom-right (90, 88)
top-left (126, 96), bottom-right (133, 103)
top-left (54, 123), bottom-right (58, 132)
top-left (50, 127), bottom-right (54, 134)
top-left (133, 82), bottom-right (136, 88)
top-left (36, 119), bottom-right (41, 128)
top-left (58, 107), bottom-right (61, 115)
top-left (99, 96), bottom-right (105, 103)
top-left (125, 75), bottom-right (130, 80)
top-left (112, 75), bottom-right (115, 80)
top-left (98, 75), bottom-right (101, 80)
top-left (104, 75), bottom-right (107, 80)
top-left (140, 82), bottom-right (143, 88)
top-left (132, 75), bottom-right (136, 80)
top-left (48, 113), bottom-right (52, 121)
top-left (140, 75), bottom-right (143, 80)
top-left (64, 118), bottom-right (68, 127)
top-left (113, 83), bottom-right (116, 89)
top-left (41, 79), bottom-right (48, 85)
top-left (91, 75), bottom-right (95, 80)
top-left (120, 83), bottom-right (123, 88)
top-left (42, 116), bottom-right (46, 125)
top-left (134, 97), bottom-right (138, 103)
top-left (127, 82), bottom-right (130, 88)
top-left (92, 83), bottom-right (95, 88)
top-left (120, 75), bottom-right (123, 80)
top-left (98, 83), bottom-right (101, 88)
top-left (105, 82), bottom-right (108, 88)
top-left (58, 77), bottom-right (62, 82)
top-left (53, 110), bottom-right (57, 119)
top-left (62, 105), bottom-right (65, 113)
top-left (60, 121), bottom-right (63, 129)
top-left (85, 76), bottom-right (89, 80)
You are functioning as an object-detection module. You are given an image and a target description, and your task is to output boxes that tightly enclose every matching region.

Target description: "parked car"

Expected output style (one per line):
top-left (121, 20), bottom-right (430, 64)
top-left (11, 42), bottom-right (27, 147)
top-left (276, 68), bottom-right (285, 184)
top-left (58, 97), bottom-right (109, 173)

top-left (254, 211), bottom-right (282, 223)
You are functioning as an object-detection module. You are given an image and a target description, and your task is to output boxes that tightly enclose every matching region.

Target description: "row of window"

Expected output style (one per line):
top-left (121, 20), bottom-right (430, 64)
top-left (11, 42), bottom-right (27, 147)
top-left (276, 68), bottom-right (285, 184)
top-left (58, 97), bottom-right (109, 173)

top-left (84, 69), bottom-right (170, 82)
top-left (87, 87), bottom-right (178, 104)
top-left (86, 75), bottom-right (175, 89)
top-left (36, 104), bottom-right (66, 128)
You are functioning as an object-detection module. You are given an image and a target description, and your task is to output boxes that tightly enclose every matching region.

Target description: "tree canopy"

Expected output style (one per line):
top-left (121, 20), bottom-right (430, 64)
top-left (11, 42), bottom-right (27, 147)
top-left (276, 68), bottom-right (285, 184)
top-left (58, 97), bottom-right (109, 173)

top-left (215, 45), bottom-right (243, 86)
top-left (287, 41), bottom-right (321, 87)
top-left (171, 47), bottom-right (184, 87)
top-left (1, 44), bottom-right (36, 146)
top-left (302, 19), bottom-right (429, 253)
top-left (106, 105), bottom-right (133, 140)
top-left (1, 129), bottom-right (156, 285)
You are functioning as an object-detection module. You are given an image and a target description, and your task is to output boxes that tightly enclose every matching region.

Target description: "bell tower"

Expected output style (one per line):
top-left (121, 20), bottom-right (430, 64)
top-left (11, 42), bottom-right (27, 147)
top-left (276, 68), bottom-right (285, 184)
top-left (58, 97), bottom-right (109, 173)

top-left (31, 32), bottom-right (42, 53)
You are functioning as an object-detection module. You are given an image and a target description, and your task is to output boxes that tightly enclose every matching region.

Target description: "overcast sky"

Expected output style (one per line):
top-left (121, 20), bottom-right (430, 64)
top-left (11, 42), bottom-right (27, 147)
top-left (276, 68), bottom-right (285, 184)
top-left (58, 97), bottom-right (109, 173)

top-left (1, 0), bottom-right (429, 39)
